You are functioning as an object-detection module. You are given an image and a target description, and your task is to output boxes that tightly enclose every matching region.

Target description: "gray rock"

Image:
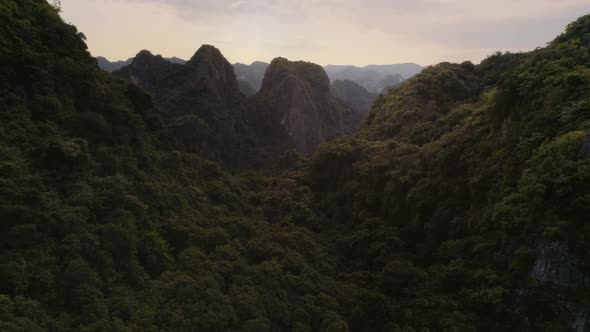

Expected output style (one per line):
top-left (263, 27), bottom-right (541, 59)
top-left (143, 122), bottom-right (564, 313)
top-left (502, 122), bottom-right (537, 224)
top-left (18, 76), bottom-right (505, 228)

top-left (574, 311), bottom-right (590, 332)
top-left (579, 134), bottom-right (590, 159)
top-left (531, 243), bottom-right (590, 331)
top-left (531, 242), bottom-right (589, 288)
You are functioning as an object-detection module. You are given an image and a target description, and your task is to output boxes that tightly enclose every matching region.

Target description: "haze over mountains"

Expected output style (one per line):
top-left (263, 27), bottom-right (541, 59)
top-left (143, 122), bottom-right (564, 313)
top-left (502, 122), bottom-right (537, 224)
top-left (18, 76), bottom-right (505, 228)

top-left (324, 63), bottom-right (424, 93)
top-left (97, 56), bottom-right (423, 96)
top-left (233, 61), bottom-right (270, 92)
top-left (3, 1), bottom-right (590, 331)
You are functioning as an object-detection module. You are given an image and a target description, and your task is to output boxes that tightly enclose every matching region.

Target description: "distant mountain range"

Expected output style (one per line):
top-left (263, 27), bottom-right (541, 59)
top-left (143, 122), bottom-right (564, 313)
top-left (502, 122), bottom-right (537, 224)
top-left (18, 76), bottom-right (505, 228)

top-left (233, 61), bottom-right (270, 92)
top-left (232, 61), bottom-right (424, 95)
top-left (324, 63), bottom-right (424, 93)
top-left (96, 56), bottom-right (185, 72)
top-left (97, 55), bottom-right (413, 151)
top-left (97, 56), bottom-right (423, 95)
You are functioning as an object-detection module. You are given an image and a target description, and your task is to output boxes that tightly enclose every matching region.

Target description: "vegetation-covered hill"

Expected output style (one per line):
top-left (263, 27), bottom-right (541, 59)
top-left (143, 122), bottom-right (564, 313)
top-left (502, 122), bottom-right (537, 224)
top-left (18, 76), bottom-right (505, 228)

top-left (112, 49), bottom-right (366, 164)
top-left (95, 56), bottom-right (132, 73)
top-left (0, 1), bottom-right (348, 330)
top-left (112, 46), bottom-right (292, 167)
top-left (102, 57), bottom-right (263, 97)
top-left (233, 61), bottom-right (270, 93)
top-left (2, 1), bottom-right (590, 331)
top-left (310, 14), bottom-right (590, 331)
top-left (330, 79), bottom-right (378, 114)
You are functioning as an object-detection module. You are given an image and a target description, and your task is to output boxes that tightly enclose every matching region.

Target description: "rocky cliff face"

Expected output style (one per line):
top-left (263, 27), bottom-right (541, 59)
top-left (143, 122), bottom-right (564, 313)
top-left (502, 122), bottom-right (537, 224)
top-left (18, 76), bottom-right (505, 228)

top-left (579, 133), bottom-right (590, 159)
top-left (254, 58), bottom-right (362, 156)
top-left (186, 45), bottom-right (242, 101)
top-left (531, 243), bottom-right (589, 288)
top-left (531, 242), bottom-right (590, 332)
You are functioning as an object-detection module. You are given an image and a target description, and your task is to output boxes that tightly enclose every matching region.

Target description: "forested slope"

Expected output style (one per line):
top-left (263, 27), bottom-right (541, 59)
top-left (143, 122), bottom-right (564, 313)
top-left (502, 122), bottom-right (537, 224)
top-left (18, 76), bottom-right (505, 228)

top-left (309, 14), bottom-right (590, 331)
top-left (0, 1), bottom-right (350, 330)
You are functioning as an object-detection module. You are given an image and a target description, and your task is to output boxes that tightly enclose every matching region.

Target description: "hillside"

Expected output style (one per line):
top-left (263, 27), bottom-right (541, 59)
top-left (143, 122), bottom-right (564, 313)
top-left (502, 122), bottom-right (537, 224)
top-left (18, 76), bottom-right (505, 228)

top-left (2, 1), bottom-right (590, 331)
top-left (0, 1), bottom-right (349, 330)
top-left (330, 80), bottom-right (378, 114)
top-left (310, 15), bottom-right (590, 331)
top-left (96, 56), bottom-right (132, 72)
top-left (111, 47), bottom-right (283, 167)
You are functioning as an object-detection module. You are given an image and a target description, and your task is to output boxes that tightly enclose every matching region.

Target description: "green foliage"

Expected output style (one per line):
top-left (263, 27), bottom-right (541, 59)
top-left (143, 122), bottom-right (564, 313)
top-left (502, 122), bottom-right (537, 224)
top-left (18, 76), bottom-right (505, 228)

top-left (2, 1), bottom-right (590, 331)
top-left (308, 13), bottom-right (590, 331)
top-left (0, 1), bottom-right (350, 330)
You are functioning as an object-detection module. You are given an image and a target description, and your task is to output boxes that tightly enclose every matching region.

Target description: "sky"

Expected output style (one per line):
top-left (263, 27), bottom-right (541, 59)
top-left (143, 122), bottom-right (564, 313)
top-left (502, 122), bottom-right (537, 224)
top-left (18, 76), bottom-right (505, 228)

top-left (59, 0), bottom-right (590, 66)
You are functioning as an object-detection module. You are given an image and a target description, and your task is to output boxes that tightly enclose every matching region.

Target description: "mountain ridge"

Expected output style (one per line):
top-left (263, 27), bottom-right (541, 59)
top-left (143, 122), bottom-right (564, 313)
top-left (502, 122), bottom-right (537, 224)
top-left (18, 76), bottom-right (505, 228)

top-left (97, 55), bottom-right (423, 94)
top-left (112, 45), bottom-right (255, 166)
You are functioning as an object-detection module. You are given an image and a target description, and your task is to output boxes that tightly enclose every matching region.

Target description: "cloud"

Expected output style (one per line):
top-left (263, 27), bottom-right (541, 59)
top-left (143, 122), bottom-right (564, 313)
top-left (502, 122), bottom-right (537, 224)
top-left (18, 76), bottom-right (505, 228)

top-left (61, 0), bottom-right (590, 66)
top-left (228, 0), bottom-right (246, 10)
top-left (121, 0), bottom-right (589, 20)
top-left (119, 0), bottom-right (590, 46)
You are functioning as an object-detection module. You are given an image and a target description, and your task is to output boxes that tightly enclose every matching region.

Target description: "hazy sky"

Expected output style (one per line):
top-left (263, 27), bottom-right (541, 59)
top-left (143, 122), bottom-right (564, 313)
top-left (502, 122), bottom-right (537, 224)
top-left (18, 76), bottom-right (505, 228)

top-left (59, 0), bottom-right (590, 66)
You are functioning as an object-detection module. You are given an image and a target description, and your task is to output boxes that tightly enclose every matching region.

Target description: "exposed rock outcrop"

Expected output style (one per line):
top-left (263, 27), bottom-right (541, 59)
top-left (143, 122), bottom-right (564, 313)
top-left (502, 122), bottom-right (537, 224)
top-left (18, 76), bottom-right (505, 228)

top-left (531, 242), bottom-right (590, 332)
top-left (574, 312), bottom-right (590, 332)
top-left (579, 133), bottom-right (590, 159)
top-left (531, 243), bottom-right (589, 288)
top-left (254, 58), bottom-right (362, 156)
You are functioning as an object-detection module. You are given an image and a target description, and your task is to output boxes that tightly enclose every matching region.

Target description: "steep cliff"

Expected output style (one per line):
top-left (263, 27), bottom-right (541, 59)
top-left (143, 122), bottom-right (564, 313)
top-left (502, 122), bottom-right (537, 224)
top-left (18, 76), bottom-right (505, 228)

top-left (254, 58), bottom-right (362, 156)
